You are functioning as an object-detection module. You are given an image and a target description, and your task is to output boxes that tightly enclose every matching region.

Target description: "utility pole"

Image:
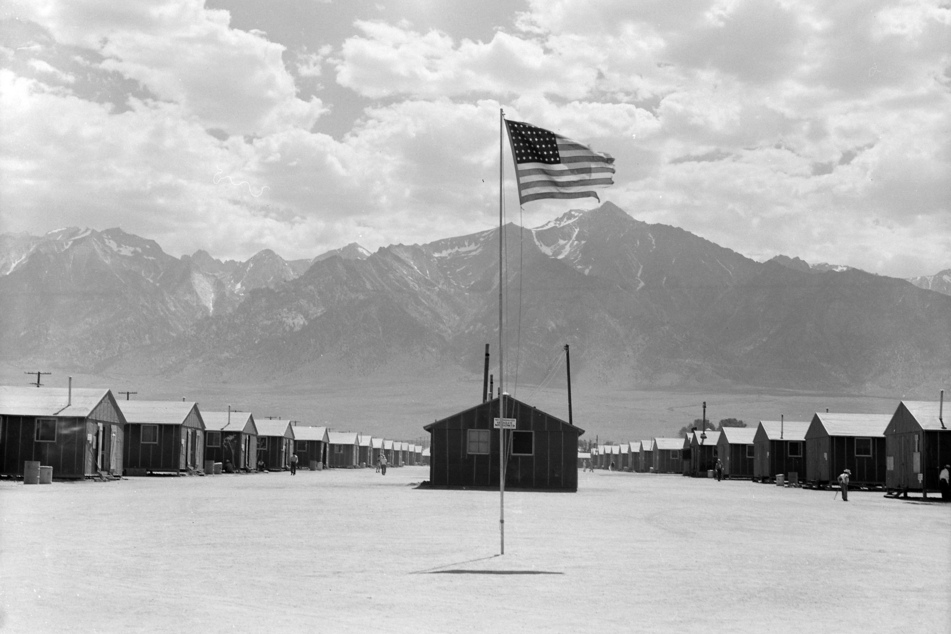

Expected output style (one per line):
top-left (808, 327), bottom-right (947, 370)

top-left (25, 371), bottom-right (51, 387)
top-left (118, 391), bottom-right (137, 400)
top-left (564, 344), bottom-right (573, 427)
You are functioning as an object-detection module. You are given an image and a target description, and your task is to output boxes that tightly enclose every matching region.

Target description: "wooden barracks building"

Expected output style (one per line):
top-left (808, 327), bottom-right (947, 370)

top-left (884, 399), bottom-right (951, 495)
top-left (753, 420), bottom-right (809, 483)
top-left (0, 385), bottom-right (126, 479)
top-left (425, 395), bottom-right (583, 491)
top-left (120, 400), bottom-right (205, 475)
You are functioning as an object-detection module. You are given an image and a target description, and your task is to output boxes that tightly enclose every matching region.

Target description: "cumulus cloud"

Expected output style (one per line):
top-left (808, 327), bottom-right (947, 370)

top-left (0, 0), bottom-right (948, 277)
top-left (295, 44), bottom-right (332, 78)
top-left (335, 21), bottom-right (598, 99)
top-left (11, 0), bottom-right (326, 136)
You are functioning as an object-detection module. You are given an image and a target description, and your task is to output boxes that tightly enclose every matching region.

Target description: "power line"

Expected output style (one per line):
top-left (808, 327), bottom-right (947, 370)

top-left (25, 371), bottom-right (50, 387)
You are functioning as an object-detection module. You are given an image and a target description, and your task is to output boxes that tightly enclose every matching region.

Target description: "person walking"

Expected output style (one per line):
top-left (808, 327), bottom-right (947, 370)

top-left (715, 459), bottom-right (723, 482)
top-left (939, 464), bottom-right (950, 501)
top-left (837, 468), bottom-right (851, 501)
top-left (290, 453), bottom-right (298, 475)
top-left (380, 451), bottom-right (388, 476)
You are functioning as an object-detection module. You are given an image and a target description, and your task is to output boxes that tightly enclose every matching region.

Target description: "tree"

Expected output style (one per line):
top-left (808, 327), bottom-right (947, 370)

top-left (717, 418), bottom-right (746, 431)
top-left (677, 418), bottom-right (716, 437)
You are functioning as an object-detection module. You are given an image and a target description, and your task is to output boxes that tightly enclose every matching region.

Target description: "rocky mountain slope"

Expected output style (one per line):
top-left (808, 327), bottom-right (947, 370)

top-left (2, 204), bottom-right (949, 394)
top-left (906, 269), bottom-right (951, 296)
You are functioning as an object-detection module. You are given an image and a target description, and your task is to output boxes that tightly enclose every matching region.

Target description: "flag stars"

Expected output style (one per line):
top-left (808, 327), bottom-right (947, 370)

top-left (508, 120), bottom-right (561, 165)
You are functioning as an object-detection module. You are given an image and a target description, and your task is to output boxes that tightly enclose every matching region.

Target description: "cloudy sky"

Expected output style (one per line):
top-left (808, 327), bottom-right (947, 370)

top-left (1, 0), bottom-right (949, 277)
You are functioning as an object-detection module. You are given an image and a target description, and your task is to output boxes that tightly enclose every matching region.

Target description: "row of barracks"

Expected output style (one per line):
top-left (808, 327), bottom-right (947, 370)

top-left (4, 381), bottom-right (946, 496)
top-left (584, 400), bottom-right (949, 494)
top-left (0, 385), bottom-right (426, 479)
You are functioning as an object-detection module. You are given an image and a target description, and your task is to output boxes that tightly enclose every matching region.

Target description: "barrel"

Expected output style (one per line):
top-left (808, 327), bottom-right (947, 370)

top-left (39, 466), bottom-right (53, 484)
top-left (23, 461), bottom-right (41, 484)
top-left (309, 460), bottom-right (318, 471)
top-left (204, 459), bottom-right (215, 475)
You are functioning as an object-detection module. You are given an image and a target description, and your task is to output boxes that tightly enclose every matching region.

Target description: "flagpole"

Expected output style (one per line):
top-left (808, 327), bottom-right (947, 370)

top-left (498, 107), bottom-right (505, 556)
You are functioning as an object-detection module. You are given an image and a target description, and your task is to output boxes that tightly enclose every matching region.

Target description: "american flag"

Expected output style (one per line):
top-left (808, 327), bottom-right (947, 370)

top-left (505, 119), bottom-right (615, 204)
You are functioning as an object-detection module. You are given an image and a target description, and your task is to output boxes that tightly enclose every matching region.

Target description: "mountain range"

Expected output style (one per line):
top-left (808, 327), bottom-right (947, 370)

top-left (2, 203), bottom-right (949, 396)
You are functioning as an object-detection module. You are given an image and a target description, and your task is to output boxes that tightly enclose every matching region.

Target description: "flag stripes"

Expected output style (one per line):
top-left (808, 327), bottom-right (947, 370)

top-left (505, 119), bottom-right (615, 204)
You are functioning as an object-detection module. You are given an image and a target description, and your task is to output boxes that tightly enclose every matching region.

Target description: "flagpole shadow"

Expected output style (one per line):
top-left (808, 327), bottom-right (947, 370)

top-left (410, 554), bottom-right (563, 575)
top-left (410, 554), bottom-right (502, 575)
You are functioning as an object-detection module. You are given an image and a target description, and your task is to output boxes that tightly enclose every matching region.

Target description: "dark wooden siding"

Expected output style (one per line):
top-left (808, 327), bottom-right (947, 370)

top-left (753, 437), bottom-right (807, 482)
top-left (806, 434), bottom-right (886, 487)
top-left (205, 431), bottom-right (249, 469)
top-left (753, 432), bottom-right (769, 480)
top-left (258, 436), bottom-right (289, 470)
top-left (426, 398), bottom-right (580, 491)
top-left (922, 431), bottom-right (951, 491)
top-left (294, 440), bottom-right (324, 467)
top-left (124, 424), bottom-right (183, 473)
top-left (720, 441), bottom-right (755, 479)
top-left (653, 449), bottom-right (680, 473)
top-left (689, 442), bottom-right (718, 477)
top-left (638, 450), bottom-right (653, 472)
top-left (0, 416), bottom-right (87, 478)
top-left (328, 443), bottom-right (357, 468)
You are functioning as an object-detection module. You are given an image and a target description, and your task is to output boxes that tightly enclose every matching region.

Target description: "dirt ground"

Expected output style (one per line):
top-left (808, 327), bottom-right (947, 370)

top-left (1, 468), bottom-right (948, 633)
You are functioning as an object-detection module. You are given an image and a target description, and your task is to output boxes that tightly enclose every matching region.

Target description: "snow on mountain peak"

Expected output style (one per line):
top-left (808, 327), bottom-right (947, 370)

top-left (533, 209), bottom-right (585, 231)
top-left (103, 236), bottom-right (140, 256)
top-left (532, 225), bottom-right (581, 259)
top-left (431, 241), bottom-right (483, 259)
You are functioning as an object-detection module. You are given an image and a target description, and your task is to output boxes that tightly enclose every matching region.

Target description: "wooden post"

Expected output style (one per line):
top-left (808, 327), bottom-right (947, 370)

top-left (483, 344), bottom-right (490, 403)
top-left (564, 344), bottom-right (573, 427)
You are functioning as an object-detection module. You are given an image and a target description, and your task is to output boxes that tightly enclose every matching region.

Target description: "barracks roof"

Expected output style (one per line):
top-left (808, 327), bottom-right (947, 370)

top-left (117, 400), bottom-right (200, 426)
top-left (292, 425), bottom-right (328, 442)
top-left (718, 427), bottom-right (757, 445)
top-left (898, 401), bottom-right (950, 431)
top-left (256, 419), bottom-right (293, 438)
top-left (757, 420), bottom-right (809, 442)
top-left (653, 437), bottom-right (685, 451)
top-left (328, 431), bottom-right (359, 445)
top-left (808, 413), bottom-right (891, 437)
top-left (0, 386), bottom-right (116, 419)
top-left (424, 395), bottom-right (584, 435)
top-left (201, 411), bottom-right (255, 433)
top-left (692, 430), bottom-right (721, 446)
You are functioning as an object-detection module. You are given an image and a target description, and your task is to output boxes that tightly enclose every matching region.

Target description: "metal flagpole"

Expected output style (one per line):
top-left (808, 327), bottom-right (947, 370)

top-left (499, 107), bottom-right (505, 556)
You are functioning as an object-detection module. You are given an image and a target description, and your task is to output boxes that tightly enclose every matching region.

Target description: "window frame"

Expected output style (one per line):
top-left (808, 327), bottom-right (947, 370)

top-left (745, 445), bottom-right (755, 459)
top-left (295, 440), bottom-right (308, 452)
top-left (206, 431), bottom-right (221, 448)
top-left (35, 418), bottom-right (57, 442)
top-left (671, 450), bottom-right (681, 460)
top-left (855, 437), bottom-right (873, 458)
top-left (787, 441), bottom-right (803, 458)
top-left (511, 430), bottom-right (534, 456)
top-left (467, 429), bottom-right (490, 455)
top-left (141, 424), bottom-right (159, 445)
